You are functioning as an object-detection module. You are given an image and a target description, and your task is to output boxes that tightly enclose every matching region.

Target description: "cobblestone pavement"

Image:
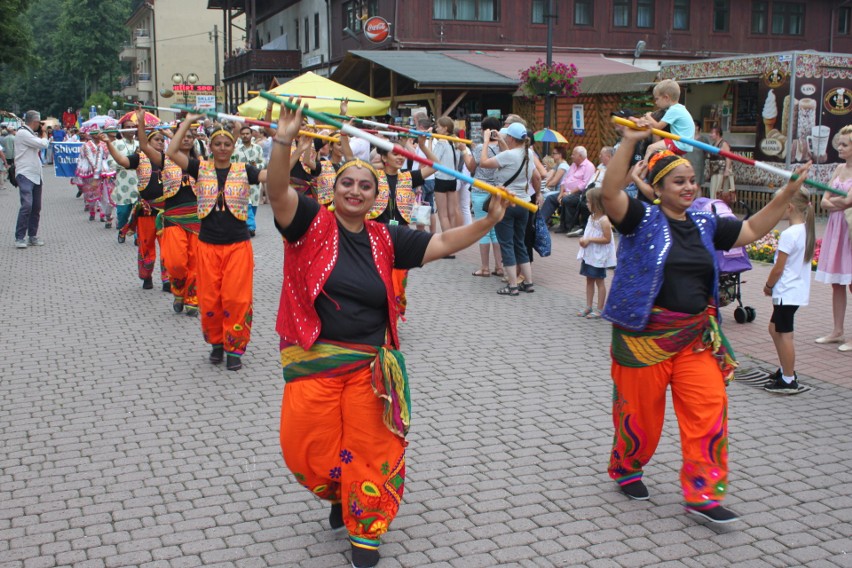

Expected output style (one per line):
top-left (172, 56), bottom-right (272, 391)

top-left (2, 170), bottom-right (852, 568)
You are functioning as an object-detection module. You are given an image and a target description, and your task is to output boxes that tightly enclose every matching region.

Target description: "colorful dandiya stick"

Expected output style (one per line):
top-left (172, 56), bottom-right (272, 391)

top-left (302, 110), bottom-right (472, 144)
top-left (123, 103), bottom-right (184, 115)
top-left (259, 91), bottom-right (537, 213)
top-left (612, 116), bottom-right (845, 196)
top-left (170, 105), bottom-right (340, 143)
top-left (301, 123), bottom-right (414, 138)
top-left (248, 90), bottom-right (365, 103)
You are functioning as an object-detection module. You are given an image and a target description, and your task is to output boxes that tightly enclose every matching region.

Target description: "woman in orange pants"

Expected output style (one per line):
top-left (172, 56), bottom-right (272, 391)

top-left (135, 109), bottom-right (201, 315)
top-left (167, 115), bottom-right (267, 371)
top-left (600, 119), bottom-right (811, 524)
top-left (268, 102), bottom-right (509, 568)
top-left (104, 124), bottom-right (170, 290)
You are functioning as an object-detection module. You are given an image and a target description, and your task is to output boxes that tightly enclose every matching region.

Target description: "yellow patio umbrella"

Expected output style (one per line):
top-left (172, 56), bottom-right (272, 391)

top-left (238, 71), bottom-right (389, 119)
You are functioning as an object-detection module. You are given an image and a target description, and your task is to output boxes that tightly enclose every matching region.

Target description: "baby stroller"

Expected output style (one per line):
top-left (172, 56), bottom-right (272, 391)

top-left (691, 197), bottom-right (756, 323)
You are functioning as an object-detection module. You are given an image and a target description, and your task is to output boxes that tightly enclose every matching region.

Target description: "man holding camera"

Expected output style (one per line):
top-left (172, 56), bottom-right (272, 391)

top-left (14, 110), bottom-right (50, 249)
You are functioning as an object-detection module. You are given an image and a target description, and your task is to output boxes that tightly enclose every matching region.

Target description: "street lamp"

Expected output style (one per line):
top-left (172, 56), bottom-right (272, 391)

top-left (171, 72), bottom-right (199, 106)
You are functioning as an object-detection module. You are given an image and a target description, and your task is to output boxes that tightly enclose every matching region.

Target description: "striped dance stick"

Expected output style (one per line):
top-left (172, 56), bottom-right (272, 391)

top-left (259, 91), bottom-right (537, 212)
top-left (612, 116), bottom-right (844, 196)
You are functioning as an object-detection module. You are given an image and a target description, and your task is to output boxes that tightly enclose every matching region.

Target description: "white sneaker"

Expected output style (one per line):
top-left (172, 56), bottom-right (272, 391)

top-left (28, 236), bottom-right (44, 246)
top-left (15, 239), bottom-right (28, 249)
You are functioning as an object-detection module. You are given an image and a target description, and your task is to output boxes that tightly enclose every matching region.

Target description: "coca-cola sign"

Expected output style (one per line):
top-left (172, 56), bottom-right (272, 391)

top-left (364, 16), bottom-right (390, 43)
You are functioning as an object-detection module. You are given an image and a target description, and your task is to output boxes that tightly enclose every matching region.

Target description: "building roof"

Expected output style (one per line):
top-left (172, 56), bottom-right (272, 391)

top-left (335, 50), bottom-right (648, 92)
top-left (346, 51), bottom-right (518, 88)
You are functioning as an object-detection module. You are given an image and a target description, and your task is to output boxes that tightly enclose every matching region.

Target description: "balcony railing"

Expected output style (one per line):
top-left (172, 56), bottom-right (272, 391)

top-left (224, 49), bottom-right (301, 80)
top-left (119, 44), bottom-right (140, 61)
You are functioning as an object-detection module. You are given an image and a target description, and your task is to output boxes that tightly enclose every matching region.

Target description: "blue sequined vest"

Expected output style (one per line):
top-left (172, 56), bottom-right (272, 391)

top-left (602, 203), bottom-right (720, 331)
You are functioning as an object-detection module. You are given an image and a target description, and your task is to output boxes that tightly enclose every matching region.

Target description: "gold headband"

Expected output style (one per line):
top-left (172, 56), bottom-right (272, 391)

top-left (335, 159), bottom-right (379, 181)
top-left (210, 129), bottom-right (234, 142)
top-left (652, 158), bottom-right (690, 186)
top-left (146, 129), bottom-right (162, 140)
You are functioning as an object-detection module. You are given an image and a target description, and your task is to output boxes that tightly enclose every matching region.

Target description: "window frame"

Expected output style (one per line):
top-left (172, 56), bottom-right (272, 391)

top-left (433, 0), bottom-right (501, 22)
top-left (532, 0), bottom-right (545, 24)
top-left (770, 1), bottom-right (804, 36)
top-left (613, 0), bottom-right (631, 28)
top-left (314, 13), bottom-right (320, 49)
top-left (574, 0), bottom-right (593, 26)
top-left (713, 0), bottom-right (730, 32)
top-left (636, 0), bottom-right (654, 28)
top-left (751, 1), bottom-right (768, 34)
top-left (673, 0), bottom-right (689, 31)
top-left (840, 6), bottom-right (851, 35)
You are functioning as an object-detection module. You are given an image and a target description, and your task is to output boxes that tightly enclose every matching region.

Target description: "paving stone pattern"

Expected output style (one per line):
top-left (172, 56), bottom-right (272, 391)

top-left (2, 172), bottom-right (852, 567)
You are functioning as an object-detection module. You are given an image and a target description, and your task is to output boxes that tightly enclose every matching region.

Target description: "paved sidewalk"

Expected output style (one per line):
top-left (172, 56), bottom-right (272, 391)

top-left (2, 171), bottom-right (852, 567)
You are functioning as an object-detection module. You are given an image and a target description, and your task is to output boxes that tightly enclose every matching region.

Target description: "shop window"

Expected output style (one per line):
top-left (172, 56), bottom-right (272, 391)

top-left (532, 0), bottom-right (545, 24)
top-left (344, 0), bottom-right (379, 31)
top-left (771, 2), bottom-right (804, 35)
top-left (575, 0), bottom-right (593, 25)
top-left (752, 1), bottom-right (768, 33)
top-left (433, 0), bottom-right (500, 21)
top-left (673, 0), bottom-right (689, 30)
top-left (840, 7), bottom-right (851, 34)
top-left (637, 0), bottom-right (654, 28)
top-left (613, 0), bottom-right (630, 27)
top-left (713, 0), bottom-right (729, 32)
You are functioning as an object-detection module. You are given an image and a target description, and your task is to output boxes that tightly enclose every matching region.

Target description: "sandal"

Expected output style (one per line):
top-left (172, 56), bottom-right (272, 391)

top-left (586, 309), bottom-right (602, 319)
top-left (472, 268), bottom-right (491, 277)
top-left (493, 267), bottom-right (504, 277)
top-left (496, 285), bottom-right (519, 296)
top-left (577, 307), bottom-right (592, 317)
top-left (518, 282), bottom-right (535, 293)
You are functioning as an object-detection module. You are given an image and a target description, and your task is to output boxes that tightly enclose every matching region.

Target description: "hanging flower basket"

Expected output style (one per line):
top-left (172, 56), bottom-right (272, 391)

top-left (519, 59), bottom-right (582, 98)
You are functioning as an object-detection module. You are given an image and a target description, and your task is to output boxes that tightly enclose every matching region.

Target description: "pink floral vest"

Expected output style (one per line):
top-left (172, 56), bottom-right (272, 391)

top-left (196, 161), bottom-right (249, 221)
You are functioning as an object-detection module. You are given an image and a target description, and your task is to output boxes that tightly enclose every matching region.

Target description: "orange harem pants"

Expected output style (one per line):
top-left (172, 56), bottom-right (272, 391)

top-left (196, 240), bottom-right (253, 356)
top-left (137, 215), bottom-right (169, 283)
top-left (608, 341), bottom-right (729, 507)
top-left (160, 226), bottom-right (199, 308)
top-left (280, 366), bottom-right (405, 548)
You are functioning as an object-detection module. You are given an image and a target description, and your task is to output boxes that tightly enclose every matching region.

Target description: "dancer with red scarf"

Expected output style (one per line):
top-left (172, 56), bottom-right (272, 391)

top-left (269, 101), bottom-right (509, 568)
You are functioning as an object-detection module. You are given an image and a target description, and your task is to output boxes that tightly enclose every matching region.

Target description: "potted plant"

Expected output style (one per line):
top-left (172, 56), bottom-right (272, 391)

top-left (519, 59), bottom-right (582, 97)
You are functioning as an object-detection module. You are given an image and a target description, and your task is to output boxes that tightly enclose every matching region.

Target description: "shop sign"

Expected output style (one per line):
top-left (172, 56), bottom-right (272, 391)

top-left (364, 17), bottom-right (390, 43)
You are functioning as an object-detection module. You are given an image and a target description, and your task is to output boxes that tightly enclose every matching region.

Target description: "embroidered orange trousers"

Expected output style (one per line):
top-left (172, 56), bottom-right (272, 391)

top-left (136, 216), bottom-right (168, 282)
top-left (280, 366), bottom-right (406, 542)
top-left (196, 240), bottom-right (253, 355)
top-left (608, 343), bottom-right (729, 507)
top-left (160, 226), bottom-right (199, 308)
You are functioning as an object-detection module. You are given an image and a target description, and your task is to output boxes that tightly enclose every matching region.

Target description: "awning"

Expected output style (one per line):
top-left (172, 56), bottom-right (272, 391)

top-left (237, 71), bottom-right (389, 118)
top-left (333, 50), bottom-right (649, 96)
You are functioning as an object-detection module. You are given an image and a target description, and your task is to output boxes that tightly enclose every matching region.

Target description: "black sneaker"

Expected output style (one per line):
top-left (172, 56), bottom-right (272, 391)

top-left (185, 306), bottom-right (198, 317)
top-left (620, 480), bottom-right (650, 500)
top-left (226, 354), bottom-right (242, 371)
top-left (351, 545), bottom-right (380, 568)
top-left (142, 277), bottom-right (154, 290)
top-left (173, 299), bottom-right (184, 313)
top-left (209, 346), bottom-right (224, 364)
top-left (162, 282), bottom-right (171, 293)
top-left (685, 504), bottom-right (740, 523)
top-left (329, 503), bottom-right (344, 530)
top-left (764, 373), bottom-right (799, 394)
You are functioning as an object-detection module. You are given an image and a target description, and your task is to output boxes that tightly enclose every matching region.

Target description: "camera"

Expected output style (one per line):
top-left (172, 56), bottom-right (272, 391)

top-left (490, 131), bottom-right (499, 140)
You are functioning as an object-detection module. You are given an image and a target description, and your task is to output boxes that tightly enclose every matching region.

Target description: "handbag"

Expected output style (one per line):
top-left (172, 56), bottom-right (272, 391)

top-left (8, 163), bottom-right (17, 187)
top-left (532, 210), bottom-right (551, 257)
top-left (720, 175), bottom-right (736, 206)
top-left (482, 153), bottom-right (527, 212)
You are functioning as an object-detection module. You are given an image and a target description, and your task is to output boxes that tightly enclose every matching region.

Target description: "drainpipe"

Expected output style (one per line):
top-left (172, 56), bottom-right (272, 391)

top-left (150, 2), bottom-right (158, 108)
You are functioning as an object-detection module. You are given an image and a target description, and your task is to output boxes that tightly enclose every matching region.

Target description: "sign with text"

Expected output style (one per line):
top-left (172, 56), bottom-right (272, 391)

top-left (195, 95), bottom-right (216, 110)
top-left (52, 142), bottom-right (82, 178)
top-left (364, 16), bottom-right (391, 43)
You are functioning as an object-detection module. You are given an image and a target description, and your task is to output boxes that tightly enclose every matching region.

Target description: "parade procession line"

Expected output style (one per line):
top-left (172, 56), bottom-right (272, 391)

top-left (2, 169), bottom-right (852, 567)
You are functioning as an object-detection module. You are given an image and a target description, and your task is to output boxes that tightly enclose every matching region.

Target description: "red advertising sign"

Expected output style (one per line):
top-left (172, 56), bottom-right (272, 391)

top-left (364, 16), bottom-right (390, 43)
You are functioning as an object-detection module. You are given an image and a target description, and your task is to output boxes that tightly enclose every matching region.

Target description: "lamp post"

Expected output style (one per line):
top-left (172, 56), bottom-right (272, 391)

top-left (171, 72), bottom-right (199, 106)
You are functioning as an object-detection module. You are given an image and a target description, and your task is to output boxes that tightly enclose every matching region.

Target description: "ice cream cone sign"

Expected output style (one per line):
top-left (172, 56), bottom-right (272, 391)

top-left (763, 89), bottom-right (777, 137)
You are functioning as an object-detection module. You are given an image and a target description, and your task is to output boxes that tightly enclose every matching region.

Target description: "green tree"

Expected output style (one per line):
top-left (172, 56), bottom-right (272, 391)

top-left (0, 0), bottom-right (34, 71)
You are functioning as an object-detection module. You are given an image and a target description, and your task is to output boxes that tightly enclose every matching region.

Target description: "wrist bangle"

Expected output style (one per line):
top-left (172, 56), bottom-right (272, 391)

top-left (273, 137), bottom-right (291, 147)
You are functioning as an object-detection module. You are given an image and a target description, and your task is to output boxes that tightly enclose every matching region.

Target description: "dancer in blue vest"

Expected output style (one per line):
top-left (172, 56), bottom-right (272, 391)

top-left (600, 119), bottom-right (811, 523)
